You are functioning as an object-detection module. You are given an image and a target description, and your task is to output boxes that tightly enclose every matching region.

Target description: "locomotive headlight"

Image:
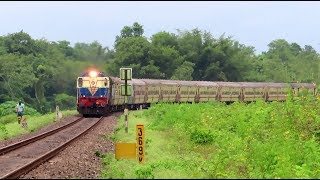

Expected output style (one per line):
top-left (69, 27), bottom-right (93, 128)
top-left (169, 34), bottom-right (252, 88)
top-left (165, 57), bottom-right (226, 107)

top-left (89, 71), bottom-right (97, 77)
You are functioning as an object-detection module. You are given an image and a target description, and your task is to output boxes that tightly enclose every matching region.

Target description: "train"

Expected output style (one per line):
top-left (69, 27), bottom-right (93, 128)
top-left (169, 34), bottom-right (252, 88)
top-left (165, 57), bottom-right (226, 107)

top-left (76, 70), bottom-right (318, 117)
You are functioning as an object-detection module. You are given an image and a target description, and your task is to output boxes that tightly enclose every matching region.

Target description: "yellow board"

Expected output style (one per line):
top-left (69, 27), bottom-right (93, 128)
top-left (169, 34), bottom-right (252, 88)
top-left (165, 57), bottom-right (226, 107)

top-left (115, 143), bottom-right (136, 160)
top-left (136, 124), bottom-right (145, 163)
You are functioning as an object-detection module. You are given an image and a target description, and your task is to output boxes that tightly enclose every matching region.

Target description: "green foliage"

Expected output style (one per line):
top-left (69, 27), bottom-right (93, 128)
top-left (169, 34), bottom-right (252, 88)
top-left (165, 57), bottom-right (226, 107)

top-left (0, 30), bottom-right (112, 113)
top-left (190, 128), bottom-right (214, 144)
top-left (151, 31), bottom-right (178, 48)
top-left (102, 95), bottom-right (320, 178)
top-left (135, 165), bottom-right (155, 179)
top-left (113, 36), bottom-right (152, 78)
top-left (0, 110), bottom-right (77, 140)
top-left (0, 124), bottom-right (8, 139)
top-left (0, 101), bottom-right (39, 117)
top-left (0, 54), bottom-right (37, 101)
top-left (0, 101), bottom-right (17, 116)
top-left (1, 23), bottom-right (320, 115)
top-left (171, 61), bottom-right (194, 80)
top-left (115, 22), bottom-right (144, 46)
top-left (73, 41), bottom-right (106, 61)
top-left (111, 23), bottom-right (320, 84)
top-left (54, 93), bottom-right (76, 110)
top-left (3, 30), bottom-right (37, 55)
top-left (0, 115), bottom-right (19, 125)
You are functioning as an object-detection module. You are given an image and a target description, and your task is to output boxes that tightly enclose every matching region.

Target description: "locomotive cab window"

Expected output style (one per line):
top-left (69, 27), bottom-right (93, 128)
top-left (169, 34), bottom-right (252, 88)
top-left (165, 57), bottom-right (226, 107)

top-left (78, 78), bottom-right (83, 87)
top-left (104, 78), bottom-right (108, 87)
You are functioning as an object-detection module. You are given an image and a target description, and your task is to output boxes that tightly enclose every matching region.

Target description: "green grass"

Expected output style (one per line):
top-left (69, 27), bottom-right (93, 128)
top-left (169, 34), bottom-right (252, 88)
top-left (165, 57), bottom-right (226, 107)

top-left (0, 110), bottom-right (78, 140)
top-left (101, 94), bottom-right (320, 179)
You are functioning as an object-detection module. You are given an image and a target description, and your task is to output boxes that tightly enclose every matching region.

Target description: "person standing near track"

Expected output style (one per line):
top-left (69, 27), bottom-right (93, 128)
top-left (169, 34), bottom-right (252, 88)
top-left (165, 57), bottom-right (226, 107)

top-left (16, 100), bottom-right (25, 124)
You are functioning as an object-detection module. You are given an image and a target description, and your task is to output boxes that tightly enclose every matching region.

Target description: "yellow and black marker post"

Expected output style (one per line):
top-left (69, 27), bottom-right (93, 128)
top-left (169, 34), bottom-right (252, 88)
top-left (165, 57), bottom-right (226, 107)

top-left (114, 124), bottom-right (145, 163)
top-left (136, 124), bottom-right (145, 163)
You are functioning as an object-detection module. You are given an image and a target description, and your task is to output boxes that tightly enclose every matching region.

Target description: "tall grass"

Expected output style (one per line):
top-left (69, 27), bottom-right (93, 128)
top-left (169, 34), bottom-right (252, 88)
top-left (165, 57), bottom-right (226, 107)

top-left (0, 110), bottom-right (78, 140)
top-left (101, 94), bottom-right (320, 178)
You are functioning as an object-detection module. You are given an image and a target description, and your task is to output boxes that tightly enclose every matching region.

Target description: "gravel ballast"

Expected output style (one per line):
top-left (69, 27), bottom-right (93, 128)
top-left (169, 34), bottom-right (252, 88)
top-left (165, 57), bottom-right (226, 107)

top-left (0, 113), bottom-right (120, 179)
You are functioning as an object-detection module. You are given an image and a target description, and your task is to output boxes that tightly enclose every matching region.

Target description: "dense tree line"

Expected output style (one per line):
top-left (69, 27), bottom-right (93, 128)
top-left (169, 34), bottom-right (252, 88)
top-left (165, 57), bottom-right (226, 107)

top-left (0, 22), bottom-right (319, 113)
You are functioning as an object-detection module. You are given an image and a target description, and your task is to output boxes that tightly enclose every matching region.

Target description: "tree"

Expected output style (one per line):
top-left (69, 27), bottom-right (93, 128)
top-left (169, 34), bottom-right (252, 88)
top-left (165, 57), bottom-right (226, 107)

top-left (120, 26), bottom-right (134, 38)
top-left (115, 22), bottom-right (144, 46)
top-left (55, 93), bottom-right (76, 110)
top-left (0, 54), bottom-right (37, 102)
top-left (56, 40), bottom-right (74, 57)
top-left (148, 45), bottom-right (183, 79)
top-left (3, 30), bottom-right (37, 55)
top-left (151, 31), bottom-right (178, 48)
top-left (73, 41), bottom-right (106, 61)
top-left (132, 22), bottom-right (144, 37)
top-left (261, 39), bottom-right (320, 83)
top-left (113, 36), bottom-right (152, 78)
top-left (171, 61), bottom-right (195, 81)
top-left (0, 37), bottom-right (6, 55)
top-left (140, 60), bottom-right (165, 79)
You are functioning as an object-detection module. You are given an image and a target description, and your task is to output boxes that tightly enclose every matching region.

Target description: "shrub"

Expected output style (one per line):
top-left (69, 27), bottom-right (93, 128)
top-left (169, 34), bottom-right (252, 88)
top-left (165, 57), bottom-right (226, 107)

top-left (190, 128), bottom-right (214, 144)
top-left (0, 101), bottom-right (39, 116)
top-left (135, 165), bottom-right (155, 179)
top-left (54, 93), bottom-right (76, 110)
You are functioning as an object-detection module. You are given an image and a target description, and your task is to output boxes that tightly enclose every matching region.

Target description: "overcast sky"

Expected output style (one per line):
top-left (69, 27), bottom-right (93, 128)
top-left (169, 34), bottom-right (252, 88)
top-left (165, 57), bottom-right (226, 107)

top-left (1, 1), bottom-right (320, 54)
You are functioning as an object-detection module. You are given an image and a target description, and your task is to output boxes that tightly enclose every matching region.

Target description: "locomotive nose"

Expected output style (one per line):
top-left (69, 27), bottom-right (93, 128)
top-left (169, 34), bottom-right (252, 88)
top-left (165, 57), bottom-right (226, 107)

top-left (90, 102), bottom-right (96, 107)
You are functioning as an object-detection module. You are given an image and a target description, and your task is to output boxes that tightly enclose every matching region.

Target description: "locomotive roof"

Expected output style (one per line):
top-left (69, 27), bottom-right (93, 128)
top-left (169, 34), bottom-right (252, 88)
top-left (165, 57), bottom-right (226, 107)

top-left (80, 71), bottom-right (106, 77)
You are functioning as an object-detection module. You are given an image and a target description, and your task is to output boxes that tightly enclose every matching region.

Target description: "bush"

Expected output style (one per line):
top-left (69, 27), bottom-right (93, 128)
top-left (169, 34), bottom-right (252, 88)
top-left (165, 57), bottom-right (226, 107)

top-left (54, 93), bottom-right (76, 110)
top-left (135, 165), bottom-right (155, 179)
top-left (0, 101), bottom-right (39, 116)
top-left (190, 128), bottom-right (214, 144)
top-left (0, 124), bottom-right (8, 139)
top-left (0, 114), bottom-right (17, 124)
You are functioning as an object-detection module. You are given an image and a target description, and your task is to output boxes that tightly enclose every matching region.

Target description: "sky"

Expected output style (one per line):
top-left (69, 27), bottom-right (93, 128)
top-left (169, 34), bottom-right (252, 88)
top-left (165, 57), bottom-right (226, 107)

top-left (0, 1), bottom-right (320, 54)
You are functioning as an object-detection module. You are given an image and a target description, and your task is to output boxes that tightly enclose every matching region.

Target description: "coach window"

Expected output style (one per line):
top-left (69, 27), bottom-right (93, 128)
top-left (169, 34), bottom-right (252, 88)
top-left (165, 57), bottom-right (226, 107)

top-left (232, 91), bottom-right (239, 95)
top-left (245, 92), bottom-right (253, 95)
top-left (222, 91), bottom-right (230, 95)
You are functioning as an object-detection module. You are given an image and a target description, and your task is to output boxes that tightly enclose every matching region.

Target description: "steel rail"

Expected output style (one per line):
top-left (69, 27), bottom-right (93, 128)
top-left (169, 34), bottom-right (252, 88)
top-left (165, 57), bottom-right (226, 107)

top-left (0, 117), bottom-right (84, 156)
top-left (1, 116), bottom-right (104, 179)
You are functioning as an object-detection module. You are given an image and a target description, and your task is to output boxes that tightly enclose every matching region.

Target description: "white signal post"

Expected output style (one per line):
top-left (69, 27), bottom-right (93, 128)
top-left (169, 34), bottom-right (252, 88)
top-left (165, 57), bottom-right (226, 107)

top-left (120, 68), bottom-right (132, 133)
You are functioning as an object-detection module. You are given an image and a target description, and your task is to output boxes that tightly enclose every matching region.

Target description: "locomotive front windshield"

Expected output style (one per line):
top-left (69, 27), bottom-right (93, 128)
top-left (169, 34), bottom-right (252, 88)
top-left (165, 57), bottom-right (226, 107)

top-left (77, 76), bottom-right (110, 97)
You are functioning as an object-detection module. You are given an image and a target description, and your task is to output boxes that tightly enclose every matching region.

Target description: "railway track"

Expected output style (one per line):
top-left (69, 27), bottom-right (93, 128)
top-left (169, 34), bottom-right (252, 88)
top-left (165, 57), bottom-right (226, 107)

top-left (0, 116), bottom-right (104, 179)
